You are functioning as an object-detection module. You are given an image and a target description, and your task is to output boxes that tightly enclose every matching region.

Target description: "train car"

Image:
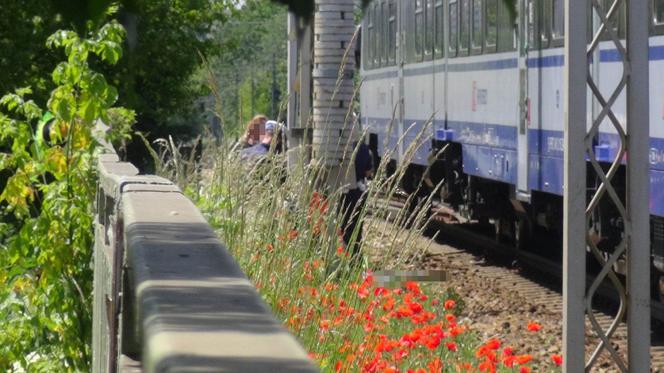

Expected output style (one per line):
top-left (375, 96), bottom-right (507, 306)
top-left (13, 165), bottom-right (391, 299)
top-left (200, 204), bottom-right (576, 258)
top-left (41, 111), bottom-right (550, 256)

top-left (359, 0), bottom-right (664, 299)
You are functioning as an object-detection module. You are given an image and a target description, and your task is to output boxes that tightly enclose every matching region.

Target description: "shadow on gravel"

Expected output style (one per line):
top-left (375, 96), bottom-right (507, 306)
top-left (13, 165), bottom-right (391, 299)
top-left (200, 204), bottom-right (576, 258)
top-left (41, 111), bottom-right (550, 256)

top-left (423, 220), bottom-right (664, 347)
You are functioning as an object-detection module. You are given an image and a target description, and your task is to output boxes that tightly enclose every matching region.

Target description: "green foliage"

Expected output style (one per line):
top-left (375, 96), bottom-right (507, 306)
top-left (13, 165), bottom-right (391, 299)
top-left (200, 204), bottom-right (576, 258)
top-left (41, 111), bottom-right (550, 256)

top-left (107, 0), bottom-right (231, 140)
top-left (1, 0), bottom-right (233, 171)
top-left (0, 1), bottom-right (64, 104)
top-left (0, 22), bottom-right (133, 372)
top-left (209, 0), bottom-right (288, 137)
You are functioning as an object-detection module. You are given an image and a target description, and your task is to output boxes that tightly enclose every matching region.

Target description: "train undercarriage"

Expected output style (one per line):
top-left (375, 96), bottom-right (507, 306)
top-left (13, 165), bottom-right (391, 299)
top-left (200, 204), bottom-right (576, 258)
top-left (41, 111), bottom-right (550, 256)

top-left (370, 136), bottom-right (664, 302)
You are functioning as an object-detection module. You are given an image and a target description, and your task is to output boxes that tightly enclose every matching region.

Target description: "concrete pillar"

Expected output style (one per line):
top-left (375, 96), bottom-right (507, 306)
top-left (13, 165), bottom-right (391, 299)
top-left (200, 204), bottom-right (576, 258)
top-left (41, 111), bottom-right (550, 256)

top-left (313, 0), bottom-right (357, 191)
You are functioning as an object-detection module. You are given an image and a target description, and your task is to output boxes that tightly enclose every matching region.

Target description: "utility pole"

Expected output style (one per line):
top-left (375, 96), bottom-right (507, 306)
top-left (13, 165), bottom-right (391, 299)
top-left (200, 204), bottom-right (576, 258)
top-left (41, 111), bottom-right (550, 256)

top-left (312, 0), bottom-right (357, 191)
top-left (250, 66), bottom-right (255, 117)
top-left (271, 53), bottom-right (277, 119)
top-left (236, 71), bottom-right (242, 127)
top-left (563, 0), bottom-right (650, 371)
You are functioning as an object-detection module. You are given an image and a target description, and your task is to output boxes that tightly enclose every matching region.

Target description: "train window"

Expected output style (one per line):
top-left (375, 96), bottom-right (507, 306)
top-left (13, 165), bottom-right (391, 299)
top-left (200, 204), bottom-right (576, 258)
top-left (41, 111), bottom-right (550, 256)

top-left (471, 0), bottom-right (483, 51)
top-left (540, 0), bottom-right (550, 48)
top-left (375, 1), bottom-right (386, 66)
top-left (527, 0), bottom-right (538, 49)
top-left (373, 4), bottom-right (380, 68)
top-left (449, 0), bottom-right (459, 56)
top-left (381, 1), bottom-right (390, 66)
top-left (415, 0), bottom-right (424, 61)
top-left (435, 0), bottom-right (445, 58)
top-left (497, 0), bottom-right (516, 52)
top-left (376, 1), bottom-right (382, 67)
top-left (388, 0), bottom-right (397, 65)
top-left (597, 0), bottom-right (623, 39)
top-left (552, 0), bottom-right (564, 40)
top-left (655, 0), bottom-right (664, 35)
top-left (404, 0), bottom-right (416, 63)
top-left (366, 6), bottom-right (374, 69)
top-left (425, 0), bottom-right (435, 58)
top-left (460, 0), bottom-right (470, 53)
top-left (656, 0), bottom-right (664, 25)
top-left (486, 0), bottom-right (498, 48)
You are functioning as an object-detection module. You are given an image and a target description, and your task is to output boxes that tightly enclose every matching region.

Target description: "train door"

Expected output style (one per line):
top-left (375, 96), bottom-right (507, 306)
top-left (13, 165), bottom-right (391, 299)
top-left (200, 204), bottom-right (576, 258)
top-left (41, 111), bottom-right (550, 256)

top-left (516, 0), bottom-right (530, 201)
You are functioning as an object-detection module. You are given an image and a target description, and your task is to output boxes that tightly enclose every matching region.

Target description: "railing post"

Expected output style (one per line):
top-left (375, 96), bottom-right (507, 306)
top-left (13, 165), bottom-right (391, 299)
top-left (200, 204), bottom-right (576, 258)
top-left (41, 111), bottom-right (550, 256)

top-left (562, 0), bottom-right (588, 370)
top-left (626, 0), bottom-right (651, 370)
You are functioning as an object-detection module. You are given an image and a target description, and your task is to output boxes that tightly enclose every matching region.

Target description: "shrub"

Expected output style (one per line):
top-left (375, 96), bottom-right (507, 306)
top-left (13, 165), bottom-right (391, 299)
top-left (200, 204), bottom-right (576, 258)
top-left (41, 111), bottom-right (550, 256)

top-left (0, 22), bottom-right (133, 371)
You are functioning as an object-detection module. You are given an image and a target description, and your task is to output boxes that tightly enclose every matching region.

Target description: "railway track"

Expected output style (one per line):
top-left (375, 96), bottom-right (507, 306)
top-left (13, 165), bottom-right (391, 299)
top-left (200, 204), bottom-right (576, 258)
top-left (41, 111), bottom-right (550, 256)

top-left (372, 196), bottom-right (664, 369)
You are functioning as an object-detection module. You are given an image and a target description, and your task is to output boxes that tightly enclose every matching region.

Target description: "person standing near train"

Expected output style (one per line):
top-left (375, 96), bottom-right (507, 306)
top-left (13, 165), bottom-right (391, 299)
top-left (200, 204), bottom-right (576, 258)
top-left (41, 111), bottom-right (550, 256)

top-left (340, 125), bottom-right (373, 260)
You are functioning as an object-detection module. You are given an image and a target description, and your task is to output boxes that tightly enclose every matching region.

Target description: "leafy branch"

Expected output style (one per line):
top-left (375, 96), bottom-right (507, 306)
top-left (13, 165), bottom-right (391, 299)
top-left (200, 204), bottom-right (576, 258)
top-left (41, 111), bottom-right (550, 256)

top-left (0, 20), bottom-right (133, 372)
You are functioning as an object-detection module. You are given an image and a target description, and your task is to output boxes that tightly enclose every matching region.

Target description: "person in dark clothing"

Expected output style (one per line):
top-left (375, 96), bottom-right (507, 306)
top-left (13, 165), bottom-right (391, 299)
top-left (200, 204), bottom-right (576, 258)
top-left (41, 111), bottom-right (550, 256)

top-left (340, 139), bottom-right (373, 259)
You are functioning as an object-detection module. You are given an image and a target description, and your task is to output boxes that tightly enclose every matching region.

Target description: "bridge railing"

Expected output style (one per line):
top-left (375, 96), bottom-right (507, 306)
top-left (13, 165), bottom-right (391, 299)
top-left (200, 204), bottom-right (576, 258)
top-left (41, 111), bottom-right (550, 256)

top-left (92, 131), bottom-right (318, 373)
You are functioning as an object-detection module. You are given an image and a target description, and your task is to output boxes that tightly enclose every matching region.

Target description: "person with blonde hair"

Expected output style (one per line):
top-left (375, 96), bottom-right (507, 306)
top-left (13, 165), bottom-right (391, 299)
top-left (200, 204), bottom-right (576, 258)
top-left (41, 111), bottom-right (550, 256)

top-left (240, 114), bottom-right (267, 149)
top-left (240, 120), bottom-right (282, 162)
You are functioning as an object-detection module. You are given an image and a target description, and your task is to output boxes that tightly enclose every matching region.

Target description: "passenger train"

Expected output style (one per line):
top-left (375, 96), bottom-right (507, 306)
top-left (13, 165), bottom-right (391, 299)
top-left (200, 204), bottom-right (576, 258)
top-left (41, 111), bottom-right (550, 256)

top-left (359, 0), bottom-right (664, 298)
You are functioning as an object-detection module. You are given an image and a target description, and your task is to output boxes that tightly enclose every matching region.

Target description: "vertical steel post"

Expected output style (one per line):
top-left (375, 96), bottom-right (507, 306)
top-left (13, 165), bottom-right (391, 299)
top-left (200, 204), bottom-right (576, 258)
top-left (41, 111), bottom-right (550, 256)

top-left (626, 0), bottom-right (651, 370)
top-left (251, 67), bottom-right (255, 116)
top-left (287, 12), bottom-right (298, 132)
top-left (272, 53), bottom-right (277, 118)
top-left (562, 0), bottom-right (587, 371)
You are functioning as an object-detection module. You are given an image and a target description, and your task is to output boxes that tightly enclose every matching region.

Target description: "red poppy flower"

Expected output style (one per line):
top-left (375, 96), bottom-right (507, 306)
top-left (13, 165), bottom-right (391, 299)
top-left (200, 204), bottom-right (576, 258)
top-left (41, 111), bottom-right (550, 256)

top-left (405, 281), bottom-right (421, 295)
top-left (427, 358), bottom-right (443, 373)
top-left (374, 287), bottom-right (389, 297)
top-left (396, 306), bottom-right (415, 318)
top-left (526, 321), bottom-right (542, 332)
top-left (551, 354), bottom-right (563, 366)
top-left (457, 363), bottom-right (473, 372)
top-left (503, 355), bottom-right (516, 367)
top-left (446, 341), bottom-right (457, 352)
top-left (478, 360), bottom-right (496, 373)
top-left (408, 301), bottom-right (424, 314)
top-left (449, 326), bottom-right (465, 337)
top-left (424, 336), bottom-right (441, 350)
top-left (515, 354), bottom-right (533, 365)
top-left (358, 286), bottom-right (370, 299)
top-left (382, 297), bottom-right (396, 311)
top-left (485, 338), bottom-right (501, 350)
top-left (502, 347), bottom-right (513, 356)
top-left (444, 299), bottom-right (456, 310)
top-left (394, 349), bottom-right (409, 361)
top-left (519, 367), bottom-right (531, 373)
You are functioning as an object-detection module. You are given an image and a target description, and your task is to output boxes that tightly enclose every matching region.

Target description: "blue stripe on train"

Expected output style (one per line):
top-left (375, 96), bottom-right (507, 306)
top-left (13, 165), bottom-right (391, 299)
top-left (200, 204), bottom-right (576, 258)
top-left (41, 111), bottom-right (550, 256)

top-left (363, 116), bottom-right (664, 216)
top-left (362, 45), bottom-right (664, 81)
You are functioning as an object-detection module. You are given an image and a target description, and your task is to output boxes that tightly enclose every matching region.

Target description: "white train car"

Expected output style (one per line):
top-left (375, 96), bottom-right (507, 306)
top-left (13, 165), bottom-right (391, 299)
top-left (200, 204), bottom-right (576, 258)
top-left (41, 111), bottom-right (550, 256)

top-left (360, 0), bottom-right (664, 298)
